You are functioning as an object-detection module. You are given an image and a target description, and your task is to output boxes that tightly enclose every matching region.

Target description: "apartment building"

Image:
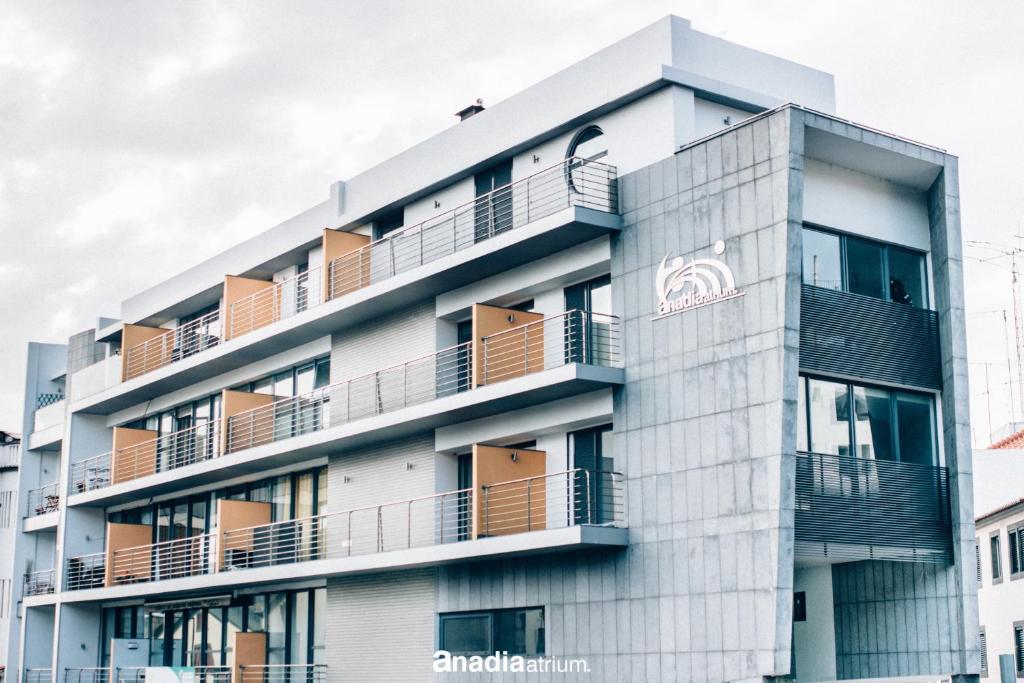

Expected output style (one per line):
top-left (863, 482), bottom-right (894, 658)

top-left (1, 430), bottom-right (22, 681)
top-left (2, 15), bottom-right (978, 683)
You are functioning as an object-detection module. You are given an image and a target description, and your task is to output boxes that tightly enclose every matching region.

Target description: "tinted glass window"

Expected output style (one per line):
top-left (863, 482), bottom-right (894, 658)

top-left (495, 608), bottom-right (545, 656)
top-left (896, 392), bottom-right (935, 465)
top-left (808, 379), bottom-right (850, 456)
top-left (802, 229), bottom-right (841, 290)
top-left (852, 386), bottom-right (894, 460)
top-left (845, 238), bottom-right (885, 299)
top-left (889, 247), bottom-right (927, 308)
top-left (440, 614), bottom-right (491, 655)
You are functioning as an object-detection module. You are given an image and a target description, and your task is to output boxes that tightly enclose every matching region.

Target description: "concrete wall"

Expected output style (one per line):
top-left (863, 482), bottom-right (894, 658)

top-left (329, 301), bottom-right (435, 383)
top-left (793, 566), bottom-right (837, 681)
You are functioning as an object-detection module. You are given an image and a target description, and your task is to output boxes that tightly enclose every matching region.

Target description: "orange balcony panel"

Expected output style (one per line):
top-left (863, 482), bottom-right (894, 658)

top-left (105, 522), bottom-right (151, 586)
top-left (471, 304), bottom-right (544, 387)
top-left (224, 275), bottom-right (278, 340)
top-left (111, 427), bottom-right (158, 484)
top-left (472, 444), bottom-right (546, 539)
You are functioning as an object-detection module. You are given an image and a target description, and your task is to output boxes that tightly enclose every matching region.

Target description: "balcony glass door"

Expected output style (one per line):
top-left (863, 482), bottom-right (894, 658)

top-left (474, 160), bottom-right (513, 242)
top-left (570, 425), bottom-right (614, 525)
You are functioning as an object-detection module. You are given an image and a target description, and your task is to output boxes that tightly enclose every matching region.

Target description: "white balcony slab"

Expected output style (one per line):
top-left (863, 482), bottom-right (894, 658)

top-left (71, 206), bottom-right (621, 416)
top-left (24, 511), bottom-right (59, 533)
top-left (28, 422), bottom-right (63, 451)
top-left (68, 363), bottom-right (624, 507)
top-left (57, 525), bottom-right (628, 604)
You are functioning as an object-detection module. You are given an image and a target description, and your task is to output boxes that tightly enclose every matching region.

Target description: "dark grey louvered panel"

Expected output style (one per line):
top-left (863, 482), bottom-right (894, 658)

top-left (793, 452), bottom-right (952, 564)
top-left (799, 284), bottom-right (942, 390)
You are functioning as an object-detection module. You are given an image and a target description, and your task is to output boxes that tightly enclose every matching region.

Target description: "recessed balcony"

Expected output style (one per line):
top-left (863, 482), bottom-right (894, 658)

top-left (24, 482), bottom-right (60, 531)
top-left (69, 309), bottom-right (622, 506)
top-left (793, 451), bottom-right (952, 564)
top-left (23, 568), bottom-right (56, 597)
top-left (60, 466), bottom-right (624, 602)
top-left (72, 158), bottom-right (620, 415)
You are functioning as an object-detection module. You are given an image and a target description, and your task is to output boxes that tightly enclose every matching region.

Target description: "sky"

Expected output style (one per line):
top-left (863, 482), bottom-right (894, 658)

top-left (0, 0), bottom-right (1022, 446)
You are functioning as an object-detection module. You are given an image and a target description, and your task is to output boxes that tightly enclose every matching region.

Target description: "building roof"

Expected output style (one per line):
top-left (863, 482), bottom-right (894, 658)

top-left (977, 497), bottom-right (1024, 525)
top-left (990, 427), bottom-right (1024, 449)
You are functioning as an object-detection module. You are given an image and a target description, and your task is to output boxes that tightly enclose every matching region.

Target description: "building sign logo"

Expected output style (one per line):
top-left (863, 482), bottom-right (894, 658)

top-left (654, 240), bottom-right (744, 318)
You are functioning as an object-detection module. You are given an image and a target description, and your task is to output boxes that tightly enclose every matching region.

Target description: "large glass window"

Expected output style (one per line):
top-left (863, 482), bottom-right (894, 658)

top-left (802, 229), bottom-right (842, 291)
top-left (802, 226), bottom-right (929, 308)
top-left (799, 375), bottom-right (937, 466)
top-left (439, 608), bottom-right (545, 657)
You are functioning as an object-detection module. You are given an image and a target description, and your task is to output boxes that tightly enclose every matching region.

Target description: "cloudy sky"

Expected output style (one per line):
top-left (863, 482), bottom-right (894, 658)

top-left (1, 0), bottom-right (1021, 445)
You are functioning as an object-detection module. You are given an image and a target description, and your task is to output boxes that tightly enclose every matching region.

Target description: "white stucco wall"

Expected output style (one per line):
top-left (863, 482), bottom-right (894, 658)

top-left (793, 565), bottom-right (838, 682)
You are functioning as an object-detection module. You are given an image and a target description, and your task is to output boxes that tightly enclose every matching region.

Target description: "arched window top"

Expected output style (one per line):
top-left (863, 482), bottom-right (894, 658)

top-left (567, 125), bottom-right (607, 163)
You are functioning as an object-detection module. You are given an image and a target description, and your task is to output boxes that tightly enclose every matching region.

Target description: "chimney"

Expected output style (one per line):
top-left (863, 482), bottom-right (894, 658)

top-left (455, 98), bottom-right (485, 121)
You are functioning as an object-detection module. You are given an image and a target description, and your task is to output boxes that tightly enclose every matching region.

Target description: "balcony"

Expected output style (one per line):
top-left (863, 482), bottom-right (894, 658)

top-left (114, 668), bottom-right (229, 683)
top-left (0, 442), bottom-right (18, 471)
top-left (30, 395), bottom-right (65, 450)
top-left (25, 483), bottom-right (59, 518)
top-left (63, 467), bottom-right (625, 600)
top-left (74, 159), bottom-right (620, 416)
top-left (70, 310), bottom-right (622, 506)
top-left (240, 666), bottom-right (325, 683)
top-left (24, 569), bottom-right (56, 596)
top-left (64, 669), bottom-right (109, 683)
top-left (66, 552), bottom-right (106, 591)
top-left (799, 284), bottom-right (942, 390)
top-left (24, 671), bottom-right (53, 683)
top-left (793, 451), bottom-right (952, 564)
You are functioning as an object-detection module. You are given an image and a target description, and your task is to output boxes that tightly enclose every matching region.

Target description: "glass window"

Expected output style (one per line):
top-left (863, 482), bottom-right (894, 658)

top-left (291, 591), bottom-right (310, 665)
top-left (440, 613), bottom-right (491, 655)
top-left (149, 613), bottom-right (166, 665)
top-left (807, 379), bottom-right (850, 456)
top-left (225, 606), bottom-right (243, 667)
top-left (889, 247), bottom-right (927, 308)
top-left (1011, 529), bottom-right (1023, 576)
top-left (314, 588), bottom-right (326, 664)
top-left (802, 229), bottom-right (842, 290)
top-left (896, 392), bottom-right (935, 465)
top-left (296, 364), bottom-right (316, 396)
top-left (495, 608), bottom-right (545, 656)
top-left (796, 377), bottom-right (808, 452)
top-left (852, 386), bottom-right (894, 460)
top-left (266, 593), bottom-right (287, 665)
top-left (568, 126), bottom-right (606, 162)
top-left (205, 608), bottom-right (224, 666)
top-left (845, 238), bottom-right (885, 299)
top-left (314, 359), bottom-right (331, 389)
top-left (992, 534), bottom-right (1003, 581)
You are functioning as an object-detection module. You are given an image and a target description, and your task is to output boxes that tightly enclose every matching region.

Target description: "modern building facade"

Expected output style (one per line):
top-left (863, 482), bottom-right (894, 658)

top-left (2, 15), bottom-right (978, 683)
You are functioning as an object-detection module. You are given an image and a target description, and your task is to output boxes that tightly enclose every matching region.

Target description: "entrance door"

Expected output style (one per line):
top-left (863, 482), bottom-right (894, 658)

top-left (474, 160), bottom-right (513, 242)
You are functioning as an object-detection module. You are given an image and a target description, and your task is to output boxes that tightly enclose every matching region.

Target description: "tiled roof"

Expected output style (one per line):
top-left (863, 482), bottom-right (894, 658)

top-left (977, 497), bottom-right (1024, 525)
top-left (990, 428), bottom-right (1024, 449)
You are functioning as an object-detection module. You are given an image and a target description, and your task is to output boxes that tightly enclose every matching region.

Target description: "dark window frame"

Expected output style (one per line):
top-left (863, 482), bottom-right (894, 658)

top-left (1015, 621), bottom-right (1024, 676)
top-left (802, 223), bottom-right (930, 309)
top-left (1009, 522), bottom-right (1024, 580)
top-left (438, 606), bottom-right (546, 657)
top-left (797, 372), bottom-right (940, 467)
top-left (991, 530), bottom-right (1003, 584)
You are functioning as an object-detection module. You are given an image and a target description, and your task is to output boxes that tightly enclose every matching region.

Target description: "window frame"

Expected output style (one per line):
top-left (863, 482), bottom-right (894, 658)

top-left (438, 607), bottom-right (546, 658)
top-left (797, 372), bottom-right (940, 467)
top-left (977, 537), bottom-right (983, 586)
top-left (991, 530), bottom-right (1003, 584)
top-left (980, 626), bottom-right (988, 677)
top-left (1015, 621), bottom-right (1024, 676)
top-left (1009, 522), bottom-right (1024, 580)
top-left (801, 223), bottom-right (930, 309)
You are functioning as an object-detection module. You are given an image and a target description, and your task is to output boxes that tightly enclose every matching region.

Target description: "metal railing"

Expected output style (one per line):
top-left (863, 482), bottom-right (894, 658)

top-left (794, 451), bottom-right (952, 564)
top-left (24, 670), bottom-right (53, 683)
top-left (113, 669), bottom-right (143, 683)
top-left (65, 552), bottom-right (106, 591)
top-left (480, 309), bottom-right (620, 385)
top-left (220, 468), bottom-right (624, 572)
top-left (481, 469), bottom-right (626, 535)
top-left (112, 422), bottom-right (221, 484)
top-left (64, 669), bottom-right (109, 683)
top-left (326, 157), bottom-right (617, 300)
top-left (189, 668), bottom-right (230, 683)
top-left (225, 342), bottom-right (472, 454)
top-left (221, 487), bottom-right (471, 569)
top-left (239, 665), bottom-right (326, 683)
top-left (36, 392), bottom-right (64, 409)
top-left (228, 267), bottom-right (323, 340)
top-left (109, 533), bottom-right (213, 585)
top-left (0, 443), bottom-right (19, 471)
top-left (124, 308), bottom-right (222, 380)
top-left (70, 453), bottom-right (112, 493)
top-left (24, 569), bottom-right (56, 596)
top-left (25, 482), bottom-right (60, 517)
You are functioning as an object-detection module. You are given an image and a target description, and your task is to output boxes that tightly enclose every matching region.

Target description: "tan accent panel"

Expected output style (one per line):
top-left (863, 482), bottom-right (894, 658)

top-left (105, 523), bottom-right (152, 586)
top-left (224, 275), bottom-right (278, 340)
top-left (232, 631), bottom-right (266, 683)
top-left (471, 304), bottom-right (544, 387)
top-left (111, 427), bottom-right (158, 484)
top-left (472, 444), bottom-right (546, 538)
top-left (121, 323), bottom-right (171, 380)
top-left (216, 500), bottom-right (272, 571)
top-left (222, 389), bottom-right (278, 454)
top-left (323, 228), bottom-right (371, 300)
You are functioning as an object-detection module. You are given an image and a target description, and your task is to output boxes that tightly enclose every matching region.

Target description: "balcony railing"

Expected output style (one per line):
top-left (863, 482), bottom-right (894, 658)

top-left (113, 667), bottom-right (228, 683)
top-left (113, 669), bottom-right (143, 683)
top-left (24, 670), bottom-right (53, 683)
top-left (794, 451), bottom-right (952, 564)
top-left (0, 443), bottom-right (19, 471)
top-left (239, 665), bottom-right (326, 683)
top-left (24, 569), bottom-right (56, 596)
top-left (109, 533), bottom-right (213, 586)
top-left (480, 310), bottom-right (620, 385)
top-left (225, 341), bottom-right (472, 454)
top-left (124, 309), bottom-right (222, 381)
top-left (70, 453), bottom-right (112, 493)
top-left (113, 422), bottom-right (221, 484)
top-left (66, 552), bottom-right (106, 591)
top-left (36, 392), bottom-right (65, 409)
top-left (64, 669), bottom-right (109, 683)
top-left (25, 482), bottom-right (59, 518)
top-left (220, 469), bottom-right (623, 572)
top-left (326, 157), bottom-right (618, 300)
top-left (228, 268), bottom-right (323, 340)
